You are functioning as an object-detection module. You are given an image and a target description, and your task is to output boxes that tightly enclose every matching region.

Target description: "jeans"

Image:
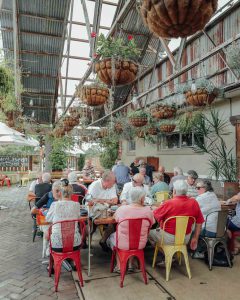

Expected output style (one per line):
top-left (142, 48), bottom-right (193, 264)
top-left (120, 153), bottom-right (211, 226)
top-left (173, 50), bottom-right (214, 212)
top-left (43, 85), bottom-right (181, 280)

top-left (228, 220), bottom-right (240, 231)
top-left (201, 229), bottom-right (216, 238)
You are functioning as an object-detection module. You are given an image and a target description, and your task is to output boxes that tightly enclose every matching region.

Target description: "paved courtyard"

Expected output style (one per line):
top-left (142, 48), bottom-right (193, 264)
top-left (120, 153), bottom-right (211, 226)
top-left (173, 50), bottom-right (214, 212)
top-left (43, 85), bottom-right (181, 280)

top-left (1, 184), bottom-right (240, 300)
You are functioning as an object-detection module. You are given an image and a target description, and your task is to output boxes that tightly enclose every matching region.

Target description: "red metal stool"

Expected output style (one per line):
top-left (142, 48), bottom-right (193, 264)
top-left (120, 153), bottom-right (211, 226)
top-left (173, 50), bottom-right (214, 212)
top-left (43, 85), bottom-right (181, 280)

top-left (228, 231), bottom-right (240, 252)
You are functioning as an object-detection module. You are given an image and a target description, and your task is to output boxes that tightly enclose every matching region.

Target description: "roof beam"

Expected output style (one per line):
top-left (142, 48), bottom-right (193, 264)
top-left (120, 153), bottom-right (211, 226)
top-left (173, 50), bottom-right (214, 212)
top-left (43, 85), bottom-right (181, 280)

top-left (0, 9), bottom-right (111, 30)
top-left (88, 0), bottom-right (118, 6)
top-left (22, 91), bottom-right (55, 97)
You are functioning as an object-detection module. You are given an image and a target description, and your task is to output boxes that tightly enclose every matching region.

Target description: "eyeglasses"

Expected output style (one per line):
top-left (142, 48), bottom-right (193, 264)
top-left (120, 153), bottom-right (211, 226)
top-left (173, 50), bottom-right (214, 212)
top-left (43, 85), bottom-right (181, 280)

top-left (196, 186), bottom-right (203, 190)
top-left (61, 178), bottom-right (69, 187)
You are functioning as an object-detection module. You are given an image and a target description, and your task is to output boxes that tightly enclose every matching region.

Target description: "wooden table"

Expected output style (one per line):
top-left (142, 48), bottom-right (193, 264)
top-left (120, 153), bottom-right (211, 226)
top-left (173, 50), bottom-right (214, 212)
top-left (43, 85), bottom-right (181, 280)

top-left (94, 217), bottom-right (116, 225)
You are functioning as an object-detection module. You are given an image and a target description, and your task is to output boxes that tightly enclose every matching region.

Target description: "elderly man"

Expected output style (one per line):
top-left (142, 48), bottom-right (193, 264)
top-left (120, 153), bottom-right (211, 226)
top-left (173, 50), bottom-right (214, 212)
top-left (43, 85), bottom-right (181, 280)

top-left (158, 165), bottom-right (170, 185)
top-left (169, 167), bottom-right (185, 191)
top-left (29, 173), bottom-right (43, 193)
top-left (130, 158), bottom-right (140, 175)
top-left (139, 167), bottom-right (151, 186)
top-left (120, 173), bottom-right (149, 205)
top-left (82, 159), bottom-right (95, 180)
top-left (68, 171), bottom-right (87, 198)
top-left (149, 180), bottom-right (204, 251)
top-left (34, 172), bottom-right (52, 201)
top-left (139, 160), bottom-right (153, 182)
top-left (186, 170), bottom-right (198, 198)
top-left (112, 160), bottom-right (131, 191)
top-left (150, 173), bottom-right (169, 198)
top-left (87, 170), bottom-right (118, 205)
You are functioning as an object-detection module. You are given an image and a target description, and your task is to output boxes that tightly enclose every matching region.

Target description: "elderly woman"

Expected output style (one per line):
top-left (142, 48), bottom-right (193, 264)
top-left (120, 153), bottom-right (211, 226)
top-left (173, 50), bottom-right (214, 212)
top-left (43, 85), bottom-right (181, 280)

top-left (224, 193), bottom-right (240, 232)
top-left (186, 170), bottom-right (198, 198)
top-left (196, 180), bottom-right (221, 237)
top-left (68, 171), bottom-right (87, 198)
top-left (150, 173), bottom-right (169, 198)
top-left (46, 179), bottom-right (81, 252)
top-left (107, 187), bottom-right (155, 272)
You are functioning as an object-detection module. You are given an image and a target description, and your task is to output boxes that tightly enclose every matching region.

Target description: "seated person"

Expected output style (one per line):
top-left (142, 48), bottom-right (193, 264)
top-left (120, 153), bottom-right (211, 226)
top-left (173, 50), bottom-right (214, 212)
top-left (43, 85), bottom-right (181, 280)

top-left (82, 159), bottom-right (95, 180)
top-left (169, 167), bottom-right (185, 191)
top-left (196, 180), bottom-right (221, 237)
top-left (68, 171), bottom-right (87, 199)
top-left (130, 158), bottom-right (140, 176)
top-left (149, 180), bottom-right (204, 251)
top-left (150, 173), bottom-right (169, 198)
top-left (29, 173), bottom-right (43, 193)
top-left (87, 170), bottom-right (118, 205)
top-left (223, 192), bottom-right (240, 232)
top-left (34, 172), bottom-right (52, 201)
top-left (120, 174), bottom-right (149, 205)
top-left (45, 180), bottom-right (81, 252)
top-left (139, 167), bottom-right (151, 186)
top-left (107, 187), bottom-right (155, 272)
top-left (31, 180), bottom-right (62, 214)
top-left (158, 165), bottom-right (170, 185)
top-left (186, 170), bottom-right (198, 198)
top-left (139, 160), bottom-right (154, 183)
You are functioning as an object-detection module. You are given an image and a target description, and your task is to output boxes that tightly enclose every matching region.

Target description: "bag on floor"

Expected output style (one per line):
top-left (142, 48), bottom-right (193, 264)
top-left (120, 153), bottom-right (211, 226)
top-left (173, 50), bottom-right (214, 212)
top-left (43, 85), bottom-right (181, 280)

top-left (204, 246), bottom-right (233, 267)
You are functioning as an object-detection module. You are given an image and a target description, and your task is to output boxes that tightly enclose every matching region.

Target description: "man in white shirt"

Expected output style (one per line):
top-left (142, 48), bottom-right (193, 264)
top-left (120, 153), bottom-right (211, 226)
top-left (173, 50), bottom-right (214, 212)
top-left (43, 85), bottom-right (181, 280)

top-left (87, 170), bottom-right (118, 205)
top-left (120, 173), bottom-right (149, 205)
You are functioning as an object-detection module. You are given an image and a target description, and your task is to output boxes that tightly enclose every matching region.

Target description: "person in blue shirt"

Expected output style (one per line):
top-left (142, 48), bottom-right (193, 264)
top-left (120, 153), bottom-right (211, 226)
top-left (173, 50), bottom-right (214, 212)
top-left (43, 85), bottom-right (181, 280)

top-left (150, 173), bottom-right (169, 198)
top-left (113, 160), bottom-right (131, 191)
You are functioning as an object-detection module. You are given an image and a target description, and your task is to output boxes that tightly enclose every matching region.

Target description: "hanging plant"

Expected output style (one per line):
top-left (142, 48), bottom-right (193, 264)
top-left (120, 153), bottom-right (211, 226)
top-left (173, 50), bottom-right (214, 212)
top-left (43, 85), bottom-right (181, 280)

top-left (136, 129), bottom-right (146, 138)
top-left (128, 110), bottom-right (148, 127)
top-left (96, 128), bottom-right (108, 139)
top-left (141, 0), bottom-right (217, 38)
top-left (178, 111), bottom-right (204, 134)
top-left (94, 33), bottom-right (140, 86)
top-left (150, 103), bottom-right (176, 119)
top-left (79, 83), bottom-right (109, 106)
top-left (181, 79), bottom-right (218, 107)
top-left (159, 121), bottom-right (176, 133)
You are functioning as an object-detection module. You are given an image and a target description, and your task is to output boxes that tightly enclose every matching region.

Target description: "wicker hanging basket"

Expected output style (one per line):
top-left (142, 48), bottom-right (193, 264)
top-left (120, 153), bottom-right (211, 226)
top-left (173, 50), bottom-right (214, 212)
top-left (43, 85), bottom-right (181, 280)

top-left (160, 124), bottom-right (176, 133)
top-left (81, 85), bottom-right (109, 106)
top-left (96, 128), bottom-right (108, 139)
top-left (114, 122), bottom-right (123, 133)
top-left (150, 104), bottom-right (176, 119)
top-left (136, 130), bottom-right (146, 138)
top-left (148, 127), bottom-right (158, 135)
top-left (95, 58), bottom-right (138, 86)
top-left (185, 89), bottom-right (217, 107)
top-left (141, 0), bottom-right (218, 38)
top-left (129, 117), bottom-right (148, 127)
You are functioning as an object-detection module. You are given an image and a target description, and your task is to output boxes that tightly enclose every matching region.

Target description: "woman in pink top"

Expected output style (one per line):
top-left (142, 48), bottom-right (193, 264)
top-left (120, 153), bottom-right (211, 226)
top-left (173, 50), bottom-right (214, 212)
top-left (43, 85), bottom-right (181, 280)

top-left (107, 187), bottom-right (155, 272)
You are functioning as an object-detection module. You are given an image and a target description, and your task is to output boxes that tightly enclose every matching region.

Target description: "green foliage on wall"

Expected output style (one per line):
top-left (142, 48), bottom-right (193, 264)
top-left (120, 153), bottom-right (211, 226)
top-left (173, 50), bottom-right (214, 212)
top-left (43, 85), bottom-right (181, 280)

top-left (99, 135), bottom-right (119, 169)
top-left (78, 154), bottom-right (86, 170)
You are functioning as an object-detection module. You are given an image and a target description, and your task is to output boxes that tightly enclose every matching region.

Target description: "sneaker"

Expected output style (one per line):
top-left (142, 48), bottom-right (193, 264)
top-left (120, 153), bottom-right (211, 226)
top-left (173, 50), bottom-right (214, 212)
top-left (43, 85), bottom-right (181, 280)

top-left (62, 260), bottom-right (72, 272)
top-left (193, 251), bottom-right (205, 259)
top-left (113, 266), bottom-right (120, 274)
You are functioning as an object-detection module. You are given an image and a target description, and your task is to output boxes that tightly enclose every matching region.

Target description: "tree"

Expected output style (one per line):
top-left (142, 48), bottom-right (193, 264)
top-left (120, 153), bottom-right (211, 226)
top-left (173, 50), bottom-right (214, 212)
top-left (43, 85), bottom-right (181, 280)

top-left (99, 135), bottom-right (119, 169)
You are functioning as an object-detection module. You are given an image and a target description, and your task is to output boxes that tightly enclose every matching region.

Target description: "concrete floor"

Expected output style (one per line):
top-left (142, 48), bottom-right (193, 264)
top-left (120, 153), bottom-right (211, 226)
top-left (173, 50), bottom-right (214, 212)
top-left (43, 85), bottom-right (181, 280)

top-left (0, 184), bottom-right (239, 300)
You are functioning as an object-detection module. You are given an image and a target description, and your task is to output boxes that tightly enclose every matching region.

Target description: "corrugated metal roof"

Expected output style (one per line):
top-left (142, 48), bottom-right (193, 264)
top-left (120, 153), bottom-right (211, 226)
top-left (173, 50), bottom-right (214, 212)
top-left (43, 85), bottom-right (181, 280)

top-left (0, 0), bottom-right (71, 124)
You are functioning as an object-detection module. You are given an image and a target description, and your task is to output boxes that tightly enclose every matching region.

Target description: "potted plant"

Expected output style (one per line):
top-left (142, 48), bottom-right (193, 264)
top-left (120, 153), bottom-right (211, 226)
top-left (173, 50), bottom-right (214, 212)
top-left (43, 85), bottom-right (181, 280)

top-left (178, 111), bottom-right (203, 134)
top-left (96, 128), bottom-right (108, 139)
top-left (159, 121), bottom-right (176, 133)
top-left (128, 110), bottom-right (148, 127)
top-left (182, 79), bottom-right (218, 107)
top-left (79, 83), bottom-right (109, 107)
top-left (94, 33), bottom-right (140, 86)
top-left (150, 103), bottom-right (176, 119)
top-left (141, 0), bottom-right (217, 38)
top-left (193, 109), bottom-right (237, 199)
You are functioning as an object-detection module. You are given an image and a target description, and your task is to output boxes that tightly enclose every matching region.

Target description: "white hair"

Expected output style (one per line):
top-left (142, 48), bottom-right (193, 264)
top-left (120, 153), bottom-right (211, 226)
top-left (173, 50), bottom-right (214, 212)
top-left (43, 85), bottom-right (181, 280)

top-left (117, 160), bottom-right (124, 165)
top-left (173, 167), bottom-right (183, 175)
top-left (68, 171), bottom-right (78, 183)
top-left (52, 180), bottom-right (61, 191)
top-left (42, 172), bottom-right (51, 183)
top-left (173, 180), bottom-right (188, 195)
top-left (102, 170), bottom-right (115, 181)
top-left (129, 187), bottom-right (146, 204)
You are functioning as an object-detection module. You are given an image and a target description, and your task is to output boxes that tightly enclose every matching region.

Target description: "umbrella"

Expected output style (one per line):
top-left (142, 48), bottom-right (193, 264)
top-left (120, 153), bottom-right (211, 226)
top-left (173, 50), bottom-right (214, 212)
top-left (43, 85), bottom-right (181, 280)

top-left (0, 122), bottom-right (24, 136)
top-left (0, 135), bottom-right (35, 146)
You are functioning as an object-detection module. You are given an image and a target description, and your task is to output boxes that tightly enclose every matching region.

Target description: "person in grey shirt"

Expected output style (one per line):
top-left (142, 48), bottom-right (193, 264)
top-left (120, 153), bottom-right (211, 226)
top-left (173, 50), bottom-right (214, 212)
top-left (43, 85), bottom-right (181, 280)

top-left (169, 167), bottom-right (185, 191)
top-left (113, 160), bottom-right (131, 191)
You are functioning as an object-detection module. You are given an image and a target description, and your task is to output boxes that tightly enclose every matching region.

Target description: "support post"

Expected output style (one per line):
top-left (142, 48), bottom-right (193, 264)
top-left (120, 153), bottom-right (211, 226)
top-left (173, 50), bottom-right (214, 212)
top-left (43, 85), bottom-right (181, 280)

top-left (12, 0), bottom-right (20, 103)
top-left (230, 115), bottom-right (240, 180)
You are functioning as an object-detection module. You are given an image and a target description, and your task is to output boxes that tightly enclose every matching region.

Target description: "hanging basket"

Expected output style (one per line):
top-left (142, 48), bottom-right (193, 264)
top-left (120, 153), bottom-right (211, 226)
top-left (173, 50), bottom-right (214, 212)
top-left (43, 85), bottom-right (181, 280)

top-left (96, 128), bottom-right (108, 139)
top-left (160, 124), bottom-right (176, 133)
top-left (129, 117), bottom-right (148, 127)
top-left (54, 128), bottom-right (65, 138)
top-left (63, 116), bottom-right (77, 127)
top-left (95, 58), bottom-right (138, 86)
top-left (141, 0), bottom-right (217, 38)
top-left (148, 127), bottom-right (158, 135)
top-left (69, 107), bottom-right (80, 118)
top-left (185, 89), bottom-right (217, 107)
top-left (150, 104), bottom-right (176, 119)
top-left (114, 122), bottom-right (123, 133)
top-left (81, 85), bottom-right (109, 106)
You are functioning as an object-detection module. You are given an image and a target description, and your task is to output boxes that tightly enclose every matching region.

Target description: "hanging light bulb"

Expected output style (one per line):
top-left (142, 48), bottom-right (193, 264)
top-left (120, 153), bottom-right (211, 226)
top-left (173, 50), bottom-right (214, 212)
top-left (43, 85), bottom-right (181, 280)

top-left (191, 80), bottom-right (197, 93)
top-left (31, 111), bottom-right (35, 118)
top-left (29, 99), bottom-right (33, 106)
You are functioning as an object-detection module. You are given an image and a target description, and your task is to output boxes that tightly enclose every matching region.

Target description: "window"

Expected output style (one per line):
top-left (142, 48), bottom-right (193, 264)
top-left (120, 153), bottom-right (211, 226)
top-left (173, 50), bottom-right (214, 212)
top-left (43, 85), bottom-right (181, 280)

top-left (128, 140), bottom-right (136, 151)
top-left (159, 132), bottom-right (203, 150)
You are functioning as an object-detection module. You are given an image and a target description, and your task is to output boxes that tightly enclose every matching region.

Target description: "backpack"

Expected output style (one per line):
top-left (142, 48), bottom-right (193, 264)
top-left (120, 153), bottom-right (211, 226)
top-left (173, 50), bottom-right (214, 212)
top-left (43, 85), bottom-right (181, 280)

top-left (204, 245), bottom-right (233, 267)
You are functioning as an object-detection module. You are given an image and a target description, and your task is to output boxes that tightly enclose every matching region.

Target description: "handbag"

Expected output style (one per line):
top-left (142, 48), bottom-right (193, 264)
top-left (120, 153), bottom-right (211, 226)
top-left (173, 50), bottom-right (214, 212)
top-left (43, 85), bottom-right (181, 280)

top-left (90, 203), bottom-right (109, 220)
top-left (204, 246), bottom-right (233, 267)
